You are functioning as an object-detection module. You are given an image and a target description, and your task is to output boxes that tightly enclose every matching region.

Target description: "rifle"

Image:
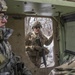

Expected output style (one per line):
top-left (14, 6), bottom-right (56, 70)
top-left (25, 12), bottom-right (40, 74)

top-left (65, 49), bottom-right (75, 55)
top-left (13, 56), bottom-right (32, 75)
top-left (35, 38), bottom-right (47, 67)
top-left (12, 55), bottom-right (23, 75)
top-left (15, 62), bottom-right (24, 75)
top-left (65, 50), bottom-right (75, 65)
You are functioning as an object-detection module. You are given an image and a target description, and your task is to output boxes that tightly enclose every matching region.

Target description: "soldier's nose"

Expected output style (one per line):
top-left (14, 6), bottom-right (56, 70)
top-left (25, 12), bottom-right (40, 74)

top-left (2, 17), bottom-right (7, 23)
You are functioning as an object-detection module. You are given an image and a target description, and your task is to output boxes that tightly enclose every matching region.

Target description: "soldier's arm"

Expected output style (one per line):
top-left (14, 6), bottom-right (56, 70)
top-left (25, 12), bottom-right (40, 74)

top-left (25, 33), bottom-right (32, 48)
top-left (25, 33), bottom-right (31, 42)
top-left (25, 45), bottom-right (42, 52)
top-left (25, 33), bottom-right (33, 51)
top-left (44, 34), bottom-right (53, 45)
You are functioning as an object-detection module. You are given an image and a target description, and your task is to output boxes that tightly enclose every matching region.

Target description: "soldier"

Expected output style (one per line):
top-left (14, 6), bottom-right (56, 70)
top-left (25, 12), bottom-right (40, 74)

top-left (25, 21), bottom-right (53, 68)
top-left (0, 0), bottom-right (32, 75)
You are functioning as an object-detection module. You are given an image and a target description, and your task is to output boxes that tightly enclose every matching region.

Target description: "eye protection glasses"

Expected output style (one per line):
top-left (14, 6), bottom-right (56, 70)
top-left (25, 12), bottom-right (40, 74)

top-left (0, 15), bottom-right (8, 20)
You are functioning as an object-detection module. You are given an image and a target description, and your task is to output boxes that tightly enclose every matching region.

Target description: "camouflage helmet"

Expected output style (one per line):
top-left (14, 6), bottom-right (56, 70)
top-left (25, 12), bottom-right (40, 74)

top-left (32, 21), bottom-right (42, 29)
top-left (0, 0), bottom-right (7, 12)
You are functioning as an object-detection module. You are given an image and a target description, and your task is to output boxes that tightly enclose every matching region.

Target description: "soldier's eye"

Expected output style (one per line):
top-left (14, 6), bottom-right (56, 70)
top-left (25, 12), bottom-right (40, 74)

top-left (0, 14), bottom-right (8, 20)
top-left (2, 15), bottom-right (8, 20)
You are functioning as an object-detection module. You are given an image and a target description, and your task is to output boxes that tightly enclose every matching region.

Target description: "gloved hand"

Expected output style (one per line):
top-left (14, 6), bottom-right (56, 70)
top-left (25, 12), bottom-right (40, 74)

top-left (25, 45), bottom-right (41, 51)
top-left (33, 45), bottom-right (42, 52)
top-left (43, 47), bottom-right (49, 55)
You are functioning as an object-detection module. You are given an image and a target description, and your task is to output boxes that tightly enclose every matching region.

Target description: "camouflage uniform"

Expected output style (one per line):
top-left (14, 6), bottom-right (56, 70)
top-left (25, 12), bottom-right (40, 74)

top-left (49, 57), bottom-right (75, 75)
top-left (0, 0), bottom-right (32, 75)
top-left (25, 21), bottom-right (53, 67)
top-left (0, 27), bottom-right (16, 75)
top-left (48, 48), bottom-right (75, 75)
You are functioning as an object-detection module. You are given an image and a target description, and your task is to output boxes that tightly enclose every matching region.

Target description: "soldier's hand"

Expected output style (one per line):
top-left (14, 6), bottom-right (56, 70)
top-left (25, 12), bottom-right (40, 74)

top-left (25, 46), bottom-right (33, 49)
top-left (25, 45), bottom-right (42, 51)
top-left (25, 46), bottom-right (34, 51)
top-left (43, 47), bottom-right (49, 55)
top-left (34, 46), bottom-right (42, 52)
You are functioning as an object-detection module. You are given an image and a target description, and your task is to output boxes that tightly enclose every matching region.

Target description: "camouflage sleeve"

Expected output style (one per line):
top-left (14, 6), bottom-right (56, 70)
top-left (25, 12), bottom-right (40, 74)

top-left (25, 32), bottom-right (31, 41)
top-left (44, 34), bottom-right (53, 45)
top-left (33, 45), bottom-right (42, 52)
top-left (25, 32), bottom-right (35, 51)
top-left (0, 53), bottom-right (9, 70)
top-left (25, 32), bottom-right (32, 45)
top-left (25, 45), bottom-right (42, 52)
top-left (25, 33), bottom-right (33, 51)
top-left (25, 32), bottom-right (43, 52)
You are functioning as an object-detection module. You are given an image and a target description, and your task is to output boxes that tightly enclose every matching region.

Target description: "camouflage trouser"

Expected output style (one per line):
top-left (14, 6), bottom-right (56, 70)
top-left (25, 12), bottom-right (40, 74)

top-left (49, 57), bottom-right (75, 75)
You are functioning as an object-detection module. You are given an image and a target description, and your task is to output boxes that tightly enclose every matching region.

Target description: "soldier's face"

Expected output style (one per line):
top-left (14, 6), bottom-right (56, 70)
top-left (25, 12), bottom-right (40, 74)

top-left (33, 27), bottom-right (41, 34)
top-left (0, 13), bottom-right (8, 27)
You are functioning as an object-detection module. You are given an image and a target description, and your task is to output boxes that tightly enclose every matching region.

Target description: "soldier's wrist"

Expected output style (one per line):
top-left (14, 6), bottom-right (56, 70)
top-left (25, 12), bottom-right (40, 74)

top-left (32, 45), bottom-right (34, 49)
